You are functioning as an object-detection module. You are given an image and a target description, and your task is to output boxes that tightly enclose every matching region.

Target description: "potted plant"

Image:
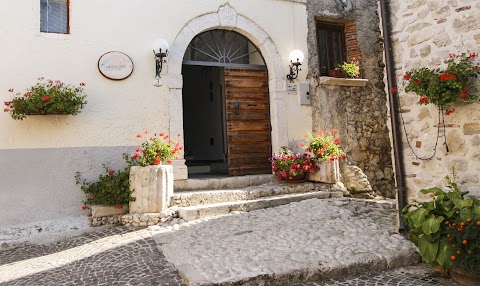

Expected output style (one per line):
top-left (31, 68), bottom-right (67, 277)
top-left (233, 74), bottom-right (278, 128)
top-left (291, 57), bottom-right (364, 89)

top-left (269, 148), bottom-right (316, 183)
top-left (131, 132), bottom-right (183, 166)
top-left (301, 129), bottom-right (346, 183)
top-left (128, 132), bottom-right (183, 213)
top-left (403, 52), bottom-right (480, 115)
top-left (4, 78), bottom-right (87, 120)
top-left (335, 58), bottom-right (360, 78)
top-left (402, 170), bottom-right (480, 284)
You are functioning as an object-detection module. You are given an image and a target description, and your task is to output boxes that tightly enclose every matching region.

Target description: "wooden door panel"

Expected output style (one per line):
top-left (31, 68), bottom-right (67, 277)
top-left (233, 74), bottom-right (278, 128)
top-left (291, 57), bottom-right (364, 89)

top-left (226, 111), bottom-right (270, 121)
top-left (227, 122), bottom-right (270, 132)
top-left (228, 143), bottom-right (271, 154)
top-left (224, 67), bottom-right (271, 176)
top-left (225, 79), bottom-right (268, 89)
top-left (226, 89), bottom-right (269, 100)
top-left (226, 101), bottom-right (269, 111)
top-left (227, 133), bottom-right (271, 143)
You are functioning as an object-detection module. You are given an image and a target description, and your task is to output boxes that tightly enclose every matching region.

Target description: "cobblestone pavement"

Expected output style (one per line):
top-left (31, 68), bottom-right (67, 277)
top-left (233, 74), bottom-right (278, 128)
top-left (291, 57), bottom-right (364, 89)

top-left (297, 264), bottom-right (456, 285)
top-left (0, 227), bottom-right (185, 286)
top-left (0, 198), bottom-right (457, 286)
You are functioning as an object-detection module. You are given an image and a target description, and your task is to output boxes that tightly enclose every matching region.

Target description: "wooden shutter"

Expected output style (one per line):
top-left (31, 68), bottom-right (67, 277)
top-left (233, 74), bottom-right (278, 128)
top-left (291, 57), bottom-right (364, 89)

top-left (224, 67), bottom-right (272, 176)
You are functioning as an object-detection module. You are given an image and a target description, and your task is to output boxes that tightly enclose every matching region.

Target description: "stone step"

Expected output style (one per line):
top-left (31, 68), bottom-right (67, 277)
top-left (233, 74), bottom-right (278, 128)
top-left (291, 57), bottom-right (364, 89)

top-left (171, 182), bottom-right (331, 207)
top-left (174, 174), bottom-right (274, 192)
top-left (177, 190), bottom-right (343, 220)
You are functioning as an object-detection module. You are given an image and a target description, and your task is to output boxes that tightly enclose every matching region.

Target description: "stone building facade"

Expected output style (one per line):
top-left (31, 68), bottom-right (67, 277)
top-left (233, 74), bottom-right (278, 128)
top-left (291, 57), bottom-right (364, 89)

top-left (388, 0), bottom-right (480, 201)
top-left (306, 0), bottom-right (396, 197)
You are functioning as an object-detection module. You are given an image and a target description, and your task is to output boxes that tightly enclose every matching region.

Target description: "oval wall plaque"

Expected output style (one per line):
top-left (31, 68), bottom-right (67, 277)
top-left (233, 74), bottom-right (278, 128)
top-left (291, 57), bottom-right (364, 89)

top-left (98, 51), bottom-right (134, 80)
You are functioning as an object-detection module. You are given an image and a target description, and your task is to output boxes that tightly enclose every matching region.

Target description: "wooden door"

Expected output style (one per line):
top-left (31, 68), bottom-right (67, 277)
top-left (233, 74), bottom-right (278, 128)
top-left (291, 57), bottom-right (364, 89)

top-left (224, 67), bottom-right (272, 176)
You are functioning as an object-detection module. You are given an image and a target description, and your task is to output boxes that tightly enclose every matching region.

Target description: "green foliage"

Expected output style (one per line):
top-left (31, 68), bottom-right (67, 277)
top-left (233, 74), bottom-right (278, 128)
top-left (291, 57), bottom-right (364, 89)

top-left (269, 148), bottom-right (316, 179)
top-left (4, 79), bottom-right (87, 120)
top-left (402, 170), bottom-right (480, 274)
top-left (130, 132), bottom-right (183, 167)
top-left (301, 130), bottom-right (346, 163)
top-left (75, 154), bottom-right (134, 207)
top-left (335, 58), bottom-right (360, 78)
top-left (403, 53), bottom-right (480, 112)
top-left (445, 211), bottom-right (480, 274)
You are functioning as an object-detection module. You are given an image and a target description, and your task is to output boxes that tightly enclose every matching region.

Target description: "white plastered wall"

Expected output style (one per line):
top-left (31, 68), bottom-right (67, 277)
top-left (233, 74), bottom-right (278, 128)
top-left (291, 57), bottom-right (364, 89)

top-left (0, 0), bottom-right (311, 234)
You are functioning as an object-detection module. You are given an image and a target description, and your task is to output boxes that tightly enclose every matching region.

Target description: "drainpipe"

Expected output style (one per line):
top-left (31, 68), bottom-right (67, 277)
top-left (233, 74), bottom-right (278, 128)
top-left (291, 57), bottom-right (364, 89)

top-left (379, 0), bottom-right (407, 231)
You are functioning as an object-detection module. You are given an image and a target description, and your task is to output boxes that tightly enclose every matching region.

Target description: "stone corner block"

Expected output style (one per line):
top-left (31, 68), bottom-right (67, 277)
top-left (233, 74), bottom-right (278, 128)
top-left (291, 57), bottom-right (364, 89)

top-left (91, 205), bottom-right (128, 218)
top-left (129, 165), bottom-right (174, 213)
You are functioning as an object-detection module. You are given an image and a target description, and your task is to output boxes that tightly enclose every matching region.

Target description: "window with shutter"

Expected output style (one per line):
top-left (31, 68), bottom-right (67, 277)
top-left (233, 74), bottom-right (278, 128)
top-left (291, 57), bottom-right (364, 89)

top-left (40, 0), bottom-right (69, 34)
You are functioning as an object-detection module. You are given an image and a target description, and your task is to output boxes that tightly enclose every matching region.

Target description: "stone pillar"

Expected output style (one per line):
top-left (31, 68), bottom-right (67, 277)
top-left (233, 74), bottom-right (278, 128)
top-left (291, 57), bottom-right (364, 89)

top-left (129, 165), bottom-right (174, 213)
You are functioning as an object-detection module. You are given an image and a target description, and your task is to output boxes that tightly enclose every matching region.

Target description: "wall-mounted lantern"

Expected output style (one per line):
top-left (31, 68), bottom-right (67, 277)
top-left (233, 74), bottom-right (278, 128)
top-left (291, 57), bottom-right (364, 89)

top-left (286, 49), bottom-right (304, 81)
top-left (153, 38), bottom-right (169, 86)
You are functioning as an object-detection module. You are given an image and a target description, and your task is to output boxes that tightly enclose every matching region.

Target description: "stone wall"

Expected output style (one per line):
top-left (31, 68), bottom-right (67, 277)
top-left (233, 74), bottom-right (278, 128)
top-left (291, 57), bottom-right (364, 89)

top-left (388, 0), bottom-right (480, 201)
top-left (306, 0), bottom-right (395, 197)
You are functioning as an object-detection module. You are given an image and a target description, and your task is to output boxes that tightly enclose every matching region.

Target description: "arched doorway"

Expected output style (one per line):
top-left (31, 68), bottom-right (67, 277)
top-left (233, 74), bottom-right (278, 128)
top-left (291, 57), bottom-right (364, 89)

top-left (182, 30), bottom-right (272, 176)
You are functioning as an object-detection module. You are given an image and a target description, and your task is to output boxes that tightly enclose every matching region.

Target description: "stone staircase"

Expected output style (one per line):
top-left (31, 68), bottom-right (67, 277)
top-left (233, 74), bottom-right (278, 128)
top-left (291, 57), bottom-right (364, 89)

top-left (171, 174), bottom-right (344, 220)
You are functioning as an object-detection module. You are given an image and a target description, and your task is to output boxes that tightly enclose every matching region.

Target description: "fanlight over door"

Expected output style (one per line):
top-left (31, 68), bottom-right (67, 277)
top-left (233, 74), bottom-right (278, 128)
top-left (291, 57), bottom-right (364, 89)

top-left (184, 30), bottom-right (266, 66)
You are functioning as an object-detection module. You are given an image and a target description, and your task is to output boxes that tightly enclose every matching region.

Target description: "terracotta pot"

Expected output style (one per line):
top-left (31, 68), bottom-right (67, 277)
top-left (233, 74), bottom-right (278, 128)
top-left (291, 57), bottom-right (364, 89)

top-left (450, 267), bottom-right (480, 286)
top-left (286, 173), bottom-right (306, 184)
top-left (151, 157), bottom-right (161, 165)
top-left (328, 69), bottom-right (343, 78)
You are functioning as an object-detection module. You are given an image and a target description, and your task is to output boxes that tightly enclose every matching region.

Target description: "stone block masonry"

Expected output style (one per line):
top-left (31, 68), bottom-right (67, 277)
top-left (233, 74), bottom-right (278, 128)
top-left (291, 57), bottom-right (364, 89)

top-left (306, 0), bottom-right (396, 198)
top-left (388, 0), bottom-right (480, 201)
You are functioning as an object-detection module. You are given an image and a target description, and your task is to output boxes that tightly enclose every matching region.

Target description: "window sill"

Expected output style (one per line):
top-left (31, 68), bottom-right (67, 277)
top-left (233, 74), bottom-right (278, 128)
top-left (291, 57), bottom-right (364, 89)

top-left (319, 77), bottom-right (368, 87)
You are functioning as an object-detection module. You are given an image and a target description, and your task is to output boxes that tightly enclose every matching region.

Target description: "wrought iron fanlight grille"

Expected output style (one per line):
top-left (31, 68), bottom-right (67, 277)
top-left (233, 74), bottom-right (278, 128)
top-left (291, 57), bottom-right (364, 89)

top-left (184, 30), bottom-right (265, 66)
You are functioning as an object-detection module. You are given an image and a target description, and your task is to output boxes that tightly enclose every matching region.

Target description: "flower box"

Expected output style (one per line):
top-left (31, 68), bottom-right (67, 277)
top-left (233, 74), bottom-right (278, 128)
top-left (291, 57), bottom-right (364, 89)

top-left (306, 160), bottom-right (341, 184)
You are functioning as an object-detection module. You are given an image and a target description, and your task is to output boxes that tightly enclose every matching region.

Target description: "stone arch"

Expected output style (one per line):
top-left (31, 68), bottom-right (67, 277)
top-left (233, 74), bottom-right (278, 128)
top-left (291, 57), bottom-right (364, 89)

top-left (166, 4), bottom-right (288, 179)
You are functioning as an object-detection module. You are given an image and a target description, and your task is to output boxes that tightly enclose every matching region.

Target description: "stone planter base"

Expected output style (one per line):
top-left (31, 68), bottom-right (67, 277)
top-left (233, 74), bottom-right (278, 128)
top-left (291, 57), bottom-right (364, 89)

top-left (129, 165), bottom-right (174, 213)
top-left (306, 160), bottom-right (341, 184)
top-left (90, 205), bottom-right (128, 226)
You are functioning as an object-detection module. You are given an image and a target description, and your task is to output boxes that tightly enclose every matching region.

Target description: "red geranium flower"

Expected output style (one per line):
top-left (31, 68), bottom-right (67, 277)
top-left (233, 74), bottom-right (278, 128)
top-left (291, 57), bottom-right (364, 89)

top-left (79, 83), bottom-right (86, 86)
top-left (82, 205), bottom-right (88, 210)
top-left (136, 134), bottom-right (142, 138)
top-left (41, 96), bottom-right (50, 101)
top-left (135, 147), bottom-right (143, 153)
top-left (8, 88), bottom-right (13, 92)
top-left (132, 153), bottom-right (140, 160)
top-left (413, 80), bottom-right (421, 85)
top-left (391, 87), bottom-right (397, 94)
top-left (4, 101), bottom-right (11, 106)
top-left (334, 138), bottom-right (341, 145)
top-left (419, 96), bottom-right (428, 104)
top-left (445, 108), bottom-right (455, 115)
top-left (115, 205), bottom-right (122, 209)
top-left (403, 74), bottom-right (411, 81)
top-left (108, 170), bottom-right (115, 175)
top-left (4, 108), bottom-right (9, 112)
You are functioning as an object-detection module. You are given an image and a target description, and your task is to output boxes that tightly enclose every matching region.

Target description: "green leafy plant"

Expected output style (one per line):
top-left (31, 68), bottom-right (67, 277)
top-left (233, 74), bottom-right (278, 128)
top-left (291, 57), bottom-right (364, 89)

top-left (75, 154), bottom-right (135, 208)
top-left (402, 170), bottom-right (480, 274)
top-left (301, 129), bottom-right (346, 163)
top-left (403, 52), bottom-right (480, 115)
top-left (335, 58), bottom-right (360, 78)
top-left (4, 78), bottom-right (87, 120)
top-left (269, 148), bottom-right (316, 179)
top-left (131, 132), bottom-right (183, 167)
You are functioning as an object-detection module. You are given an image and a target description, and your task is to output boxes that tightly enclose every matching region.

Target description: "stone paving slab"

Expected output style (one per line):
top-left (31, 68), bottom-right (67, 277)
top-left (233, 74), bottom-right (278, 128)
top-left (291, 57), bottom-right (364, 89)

top-left (153, 198), bottom-right (421, 286)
